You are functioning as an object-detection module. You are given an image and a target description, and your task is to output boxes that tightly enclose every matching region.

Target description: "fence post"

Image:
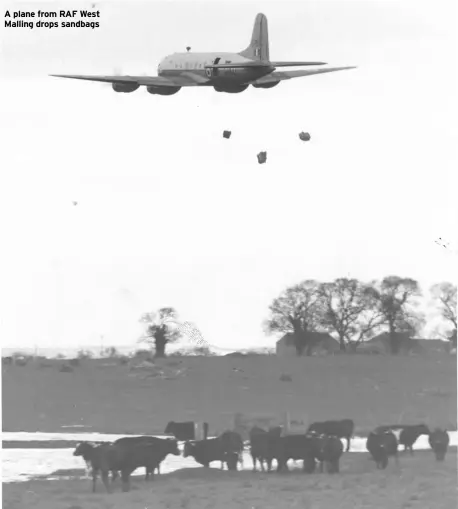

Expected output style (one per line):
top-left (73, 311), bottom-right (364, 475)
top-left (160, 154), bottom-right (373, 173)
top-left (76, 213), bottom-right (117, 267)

top-left (194, 422), bottom-right (204, 441)
top-left (303, 413), bottom-right (309, 433)
top-left (283, 411), bottom-right (291, 435)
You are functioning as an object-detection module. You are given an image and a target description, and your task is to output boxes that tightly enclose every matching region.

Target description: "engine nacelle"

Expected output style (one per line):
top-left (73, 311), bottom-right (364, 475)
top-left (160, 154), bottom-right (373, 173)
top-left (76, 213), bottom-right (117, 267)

top-left (146, 85), bottom-right (181, 96)
top-left (252, 81), bottom-right (280, 89)
top-left (213, 84), bottom-right (249, 94)
top-left (112, 83), bottom-right (140, 93)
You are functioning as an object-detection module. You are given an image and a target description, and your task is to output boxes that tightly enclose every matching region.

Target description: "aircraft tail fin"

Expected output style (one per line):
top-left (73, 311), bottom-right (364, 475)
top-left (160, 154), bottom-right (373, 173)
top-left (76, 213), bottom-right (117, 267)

top-left (239, 13), bottom-right (269, 61)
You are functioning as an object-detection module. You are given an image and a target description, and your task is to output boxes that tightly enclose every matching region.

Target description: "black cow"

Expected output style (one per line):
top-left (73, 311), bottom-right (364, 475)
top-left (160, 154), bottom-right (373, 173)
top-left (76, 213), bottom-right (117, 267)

top-left (183, 431), bottom-right (244, 470)
top-left (73, 442), bottom-right (114, 480)
top-left (225, 452), bottom-right (240, 471)
top-left (273, 434), bottom-right (316, 473)
top-left (249, 426), bottom-right (282, 472)
top-left (307, 432), bottom-right (344, 474)
top-left (73, 442), bottom-right (118, 492)
top-left (399, 424), bottom-right (430, 455)
top-left (164, 421), bottom-right (209, 441)
top-left (73, 439), bottom-right (179, 492)
top-left (428, 428), bottom-right (450, 461)
top-left (366, 429), bottom-right (399, 469)
top-left (112, 436), bottom-right (178, 479)
top-left (306, 419), bottom-right (354, 452)
top-left (219, 430), bottom-right (244, 468)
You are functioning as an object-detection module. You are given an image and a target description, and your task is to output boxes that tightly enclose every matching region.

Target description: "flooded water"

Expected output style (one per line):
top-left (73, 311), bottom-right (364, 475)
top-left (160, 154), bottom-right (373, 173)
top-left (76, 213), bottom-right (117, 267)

top-left (2, 431), bottom-right (457, 483)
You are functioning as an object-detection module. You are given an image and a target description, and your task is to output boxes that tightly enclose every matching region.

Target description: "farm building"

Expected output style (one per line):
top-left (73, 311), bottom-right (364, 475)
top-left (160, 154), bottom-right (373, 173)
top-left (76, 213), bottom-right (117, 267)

top-left (359, 332), bottom-right (450, 354)
top-left (276, 332), bottom-right (340, 357)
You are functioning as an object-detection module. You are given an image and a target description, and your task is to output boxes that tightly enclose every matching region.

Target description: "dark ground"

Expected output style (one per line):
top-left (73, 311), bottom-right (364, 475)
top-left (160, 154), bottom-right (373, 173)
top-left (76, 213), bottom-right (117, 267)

top-left (3, 450), bottom-right (457, 509)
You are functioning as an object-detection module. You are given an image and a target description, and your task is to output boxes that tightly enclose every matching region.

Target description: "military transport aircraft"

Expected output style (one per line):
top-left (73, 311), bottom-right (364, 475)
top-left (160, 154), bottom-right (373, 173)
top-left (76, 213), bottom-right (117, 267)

top-left (51, 13), bottom-right (355, 95)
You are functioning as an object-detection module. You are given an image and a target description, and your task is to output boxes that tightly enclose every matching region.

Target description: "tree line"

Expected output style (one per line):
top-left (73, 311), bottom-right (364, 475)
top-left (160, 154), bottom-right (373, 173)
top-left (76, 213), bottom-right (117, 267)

top-left (265, 276), bottom-right (457, 355)
top-left (139, 276), bottom-right (457, 357)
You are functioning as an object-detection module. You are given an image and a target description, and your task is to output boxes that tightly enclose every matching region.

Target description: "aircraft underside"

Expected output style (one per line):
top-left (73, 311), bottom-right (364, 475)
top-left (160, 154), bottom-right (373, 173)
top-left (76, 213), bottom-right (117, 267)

top-left (111, 76), bottom-right (280, 95)
top-left (110, 59), bottom-right (278, 95)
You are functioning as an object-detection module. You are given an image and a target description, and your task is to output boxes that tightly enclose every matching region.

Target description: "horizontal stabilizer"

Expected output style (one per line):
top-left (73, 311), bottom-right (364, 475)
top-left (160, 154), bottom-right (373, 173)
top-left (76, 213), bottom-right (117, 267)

top-left (249, 66), bottom-right (357, 85)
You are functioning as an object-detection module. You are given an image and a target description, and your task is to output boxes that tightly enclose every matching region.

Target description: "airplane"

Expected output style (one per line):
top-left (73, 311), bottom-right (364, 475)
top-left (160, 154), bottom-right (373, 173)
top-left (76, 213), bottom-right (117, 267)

top-left (50, 13), bottom-right (356, 96)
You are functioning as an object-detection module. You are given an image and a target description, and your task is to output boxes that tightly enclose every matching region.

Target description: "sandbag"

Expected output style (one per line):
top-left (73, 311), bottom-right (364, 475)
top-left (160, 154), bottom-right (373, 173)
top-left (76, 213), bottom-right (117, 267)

top-left (299, 132), bottom-right (311, 141)
top-left (257, 151), bottom-right (267, 164)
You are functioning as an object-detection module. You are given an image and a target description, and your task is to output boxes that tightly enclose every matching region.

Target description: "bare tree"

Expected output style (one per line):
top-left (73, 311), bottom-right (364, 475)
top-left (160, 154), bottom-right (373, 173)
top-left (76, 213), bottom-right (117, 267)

top-left (430, 283), bottom-right (457, 342)
top-left (366, 276), bottom-right (423, 354)
top-left (265, 280), bottom-right (323, 356)
top-left (318, 278), bottom-right (383, 351)
top-left (346, 306), bottom-right (385, 352)
top-left (138, 307), bottom-right (181, 358)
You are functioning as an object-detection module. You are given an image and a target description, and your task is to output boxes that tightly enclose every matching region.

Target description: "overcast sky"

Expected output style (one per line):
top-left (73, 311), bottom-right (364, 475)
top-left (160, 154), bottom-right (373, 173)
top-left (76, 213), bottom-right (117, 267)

top-left (1, 0), bottom-right (457, 350)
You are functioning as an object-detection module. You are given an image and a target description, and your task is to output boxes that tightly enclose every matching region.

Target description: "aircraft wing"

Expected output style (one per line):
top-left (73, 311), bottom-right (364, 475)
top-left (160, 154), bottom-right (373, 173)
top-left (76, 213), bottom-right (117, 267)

top-left (50, 74), bottom-right (205, 87)
top-left (249, 66), bottom-right (357, 84)
top-left (269, 61), bottom-right (327, 67)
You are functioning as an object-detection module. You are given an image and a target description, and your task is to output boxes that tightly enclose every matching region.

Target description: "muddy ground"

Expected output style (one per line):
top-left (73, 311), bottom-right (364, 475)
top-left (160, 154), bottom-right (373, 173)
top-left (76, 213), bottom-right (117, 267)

top-left (3, 450), bottom-right (457, 509)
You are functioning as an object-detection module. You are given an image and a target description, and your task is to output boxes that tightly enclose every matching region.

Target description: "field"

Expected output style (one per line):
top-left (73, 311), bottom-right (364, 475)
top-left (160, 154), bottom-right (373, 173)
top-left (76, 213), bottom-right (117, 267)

top-left (2, 354), bottom-right (457, 508)
top-left (2, 354), bottom-right (457, 435)
top-left (2, 451), bottom-right (457, 509)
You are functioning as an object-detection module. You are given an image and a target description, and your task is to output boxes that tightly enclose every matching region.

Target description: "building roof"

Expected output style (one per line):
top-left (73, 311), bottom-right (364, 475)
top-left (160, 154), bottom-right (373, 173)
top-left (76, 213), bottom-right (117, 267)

top-left (277, 332), bottom-right (338, 347)
top-left (368, 332), bottom-right (413, 344)
top-left (367, 333), bottom-right (448, 352)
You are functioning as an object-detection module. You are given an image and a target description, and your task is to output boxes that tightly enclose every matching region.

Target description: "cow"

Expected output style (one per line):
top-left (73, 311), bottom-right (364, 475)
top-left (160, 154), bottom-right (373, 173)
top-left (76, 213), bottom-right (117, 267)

top-left (73, 442), bottom-right (118, 492)
top-left (225, 452), bottom-right (240, 471)
top-left (366, 429), bottom-right (399, 469)
top-left (428, 428), bottom-right (450, 461)
top-left (306, 419), bottom-right (354, 452)
top-left (249, 426), bottom-right (282, 472)
top-left (273, 434), bottom-right (316, 473)
top-left (73, 442), bottom-right (114, 480)
top-left (399, 424), bottom-right (430, 455)
top-left (219, 430), bottom-right (245, 468)
top-left (307, 432), bottom-right (344, 474)
top-left (112, 436), bottom-right (179, 479)
top-left (183, 438), bottom-right (227, 469)
top-left (183, 431), bottom-right (244, 470)
top-left (164, 421), bottom-right (209, 441)
top-left (73, 439), bottom-right (180, 492)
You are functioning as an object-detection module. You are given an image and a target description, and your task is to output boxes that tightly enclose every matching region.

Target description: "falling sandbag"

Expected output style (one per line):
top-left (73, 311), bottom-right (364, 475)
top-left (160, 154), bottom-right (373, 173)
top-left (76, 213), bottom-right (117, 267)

top-left (257, 151), bottom-right (267, 164)
top-left (299, 132), bottom-right (311, 142)
top-left (223, 130), bottom-right (232, 139)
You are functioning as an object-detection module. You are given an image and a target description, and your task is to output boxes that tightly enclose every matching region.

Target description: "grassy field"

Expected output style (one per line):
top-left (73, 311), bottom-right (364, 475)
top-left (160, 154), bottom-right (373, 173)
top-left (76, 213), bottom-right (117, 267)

top-left (2, 451), bottom-right (457, 509)
top-left (2, 354), bottom-right (456, 435)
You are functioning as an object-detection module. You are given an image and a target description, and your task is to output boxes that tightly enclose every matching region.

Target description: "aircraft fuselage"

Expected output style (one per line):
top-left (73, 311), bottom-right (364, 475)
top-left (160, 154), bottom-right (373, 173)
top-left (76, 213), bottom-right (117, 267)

top-left (50, 13), bottom-right (355, 95)
top-left (158, 52), bottom-right (274, 87)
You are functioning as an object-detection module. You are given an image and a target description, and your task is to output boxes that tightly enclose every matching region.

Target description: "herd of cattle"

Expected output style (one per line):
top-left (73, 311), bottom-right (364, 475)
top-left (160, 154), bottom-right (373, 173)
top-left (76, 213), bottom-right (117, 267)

top-left (73, 419), bottom-right (452, 493)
